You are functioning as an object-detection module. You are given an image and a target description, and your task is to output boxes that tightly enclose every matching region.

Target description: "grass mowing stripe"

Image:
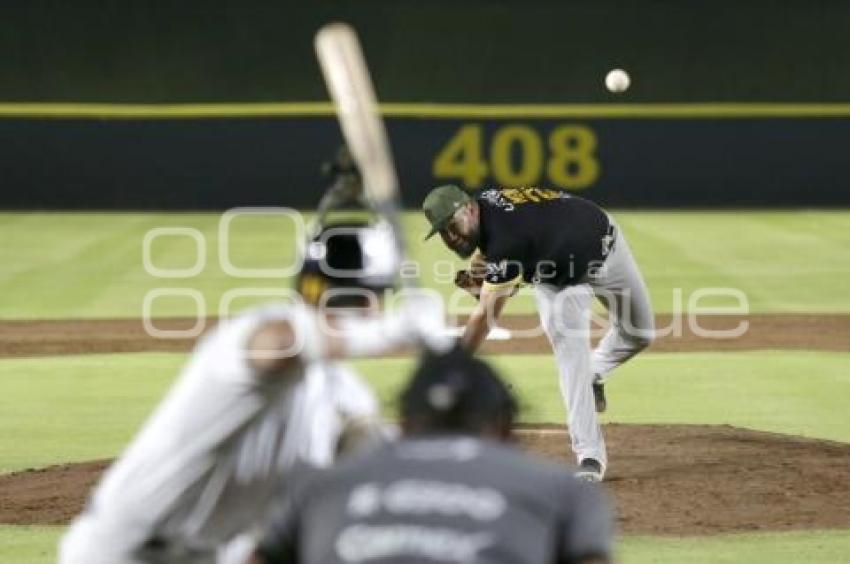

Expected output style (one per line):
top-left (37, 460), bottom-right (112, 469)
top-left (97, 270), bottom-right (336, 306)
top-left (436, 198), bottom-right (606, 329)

top-left (3, 527), bottom-right (850, 564)
top-left (619, 530), bottom-right (850, 564)
top-left (1, 351), bottom-right (848, 472)
top-left (0, 526), bottom-right (61, 564)
top-left (1, 211), bottom-right (850, 318)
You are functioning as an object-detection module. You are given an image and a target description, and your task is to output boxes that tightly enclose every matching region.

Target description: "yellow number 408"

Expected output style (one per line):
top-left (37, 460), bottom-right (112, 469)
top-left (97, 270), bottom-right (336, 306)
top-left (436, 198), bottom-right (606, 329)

top-left (433, 124), bottom-right (600, 190)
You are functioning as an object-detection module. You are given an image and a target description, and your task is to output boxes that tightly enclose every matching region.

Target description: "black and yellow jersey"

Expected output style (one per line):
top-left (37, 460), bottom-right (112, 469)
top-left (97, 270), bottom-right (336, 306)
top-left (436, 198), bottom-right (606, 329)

top-left (477, 187), bottom-right (611, 290)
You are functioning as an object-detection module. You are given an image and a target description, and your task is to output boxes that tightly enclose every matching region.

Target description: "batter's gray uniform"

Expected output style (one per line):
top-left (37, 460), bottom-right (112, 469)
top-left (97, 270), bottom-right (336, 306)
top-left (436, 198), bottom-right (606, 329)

top-left (59, 304), bottom-right (380, 564)
top-left (256, 437), bottom-right (613, 564)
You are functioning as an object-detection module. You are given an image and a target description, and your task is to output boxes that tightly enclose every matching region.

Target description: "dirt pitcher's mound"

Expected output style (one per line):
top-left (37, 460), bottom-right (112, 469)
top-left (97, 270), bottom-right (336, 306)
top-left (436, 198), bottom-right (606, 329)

top-left (2, 425), bottom-right (850, 535)
top-left (518, 424), bottom-right (850, 535)
top-left (0, 459), bottom-right (109, 527)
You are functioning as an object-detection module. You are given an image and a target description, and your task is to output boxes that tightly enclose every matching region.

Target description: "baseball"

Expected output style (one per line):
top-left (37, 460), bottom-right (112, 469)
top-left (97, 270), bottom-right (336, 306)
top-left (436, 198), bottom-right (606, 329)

top-left (605, 68), bottom-right (631, 93)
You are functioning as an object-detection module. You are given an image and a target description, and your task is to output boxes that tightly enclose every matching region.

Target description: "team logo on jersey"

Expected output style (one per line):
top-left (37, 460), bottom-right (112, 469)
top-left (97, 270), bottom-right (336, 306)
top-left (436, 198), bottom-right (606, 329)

top-left (485, 261), bottom-right (505, 281)
top-left (346, 480), bottom-right (507, 520)
top-left (480, 189), bottom-right (515, 211)
top-left (480, 187), bottom-right (569, 211)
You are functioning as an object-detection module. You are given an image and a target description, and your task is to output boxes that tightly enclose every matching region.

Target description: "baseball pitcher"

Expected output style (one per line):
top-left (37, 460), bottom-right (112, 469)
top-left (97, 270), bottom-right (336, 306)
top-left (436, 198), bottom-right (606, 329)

top-left (422, 185), bottom-right (654, 481)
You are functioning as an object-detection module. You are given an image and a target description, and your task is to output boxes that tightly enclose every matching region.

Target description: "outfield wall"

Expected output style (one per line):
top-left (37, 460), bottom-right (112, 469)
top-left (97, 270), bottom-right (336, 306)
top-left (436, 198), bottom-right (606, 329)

top-left (4, 1), bottom-right (850, 103)
top-left (1, 104), bottom-right (848, 209)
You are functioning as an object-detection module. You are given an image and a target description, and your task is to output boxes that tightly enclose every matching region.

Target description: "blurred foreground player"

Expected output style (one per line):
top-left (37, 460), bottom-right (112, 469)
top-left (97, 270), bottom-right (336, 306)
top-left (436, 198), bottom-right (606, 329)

top-left (423, 185), bottom-right (655, 481)
top-left (250, 348), bottom-right (613, 564)
top-left (59, 220), bottom-right (449, 564)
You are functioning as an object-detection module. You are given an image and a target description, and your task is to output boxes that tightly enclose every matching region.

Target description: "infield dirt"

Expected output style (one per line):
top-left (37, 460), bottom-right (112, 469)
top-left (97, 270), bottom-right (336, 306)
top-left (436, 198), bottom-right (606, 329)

top-left (1, 314), bottom-right (848, 358)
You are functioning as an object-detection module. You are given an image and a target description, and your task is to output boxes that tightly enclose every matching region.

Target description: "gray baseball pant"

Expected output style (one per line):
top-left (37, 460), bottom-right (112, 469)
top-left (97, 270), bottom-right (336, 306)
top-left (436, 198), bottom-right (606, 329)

top-left (534, 217), bottom-right (654, 473)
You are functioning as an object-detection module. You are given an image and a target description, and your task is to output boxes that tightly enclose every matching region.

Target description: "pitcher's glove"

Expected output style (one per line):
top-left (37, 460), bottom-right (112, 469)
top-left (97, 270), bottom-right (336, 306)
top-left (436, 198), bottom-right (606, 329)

top-left (455, 269), bottom-right (483, 300)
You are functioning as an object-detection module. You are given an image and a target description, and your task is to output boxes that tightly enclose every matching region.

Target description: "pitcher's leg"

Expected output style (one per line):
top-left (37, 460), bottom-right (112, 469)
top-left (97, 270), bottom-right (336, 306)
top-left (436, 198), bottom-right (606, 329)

top-left (535, 284), bottom-right (607, 471)
top-left (590, 225), bottom-right (655, 380)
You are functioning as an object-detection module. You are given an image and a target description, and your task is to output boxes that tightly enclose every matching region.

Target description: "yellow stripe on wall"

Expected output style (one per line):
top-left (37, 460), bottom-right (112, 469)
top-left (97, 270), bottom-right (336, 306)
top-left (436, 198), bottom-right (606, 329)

top-left (2, 102), bottom-right (850, 119)
top-left (0, 103), bottom-right (333, 119)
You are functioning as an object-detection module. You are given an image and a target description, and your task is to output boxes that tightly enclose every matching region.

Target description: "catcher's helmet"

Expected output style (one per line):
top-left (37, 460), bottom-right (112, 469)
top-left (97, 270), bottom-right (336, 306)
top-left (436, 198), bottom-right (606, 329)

top-left (296, 220), bottom-right (399, 307)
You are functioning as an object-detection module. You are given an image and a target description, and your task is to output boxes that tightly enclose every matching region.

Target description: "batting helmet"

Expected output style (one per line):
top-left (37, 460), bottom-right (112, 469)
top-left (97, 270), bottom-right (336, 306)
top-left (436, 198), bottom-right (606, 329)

top-left (296, 219), bottom-right (399, 307)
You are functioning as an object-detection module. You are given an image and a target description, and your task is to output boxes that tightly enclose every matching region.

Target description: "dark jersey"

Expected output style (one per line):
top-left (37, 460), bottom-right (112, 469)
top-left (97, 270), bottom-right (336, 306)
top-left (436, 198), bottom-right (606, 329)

top-left (476, 188), bottom-right (611, 289)
top-left (257, 437), bottom-right (613, 564)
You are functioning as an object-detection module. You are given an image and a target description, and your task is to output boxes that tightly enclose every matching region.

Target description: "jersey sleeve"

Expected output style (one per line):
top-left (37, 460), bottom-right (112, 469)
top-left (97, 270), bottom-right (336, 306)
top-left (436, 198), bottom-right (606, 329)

top-left (332, 365), bottom-right (380, 420)
top-left (480, 257), bottom-right (523, 292)
top-left (557, 479), bottom-right (614, 563)
top-left (294, 364), bottom-right (382, 467)
top-left (192, 313), bottom-right (266, 387)
top-left (196, 304), bottom-right (313, 387)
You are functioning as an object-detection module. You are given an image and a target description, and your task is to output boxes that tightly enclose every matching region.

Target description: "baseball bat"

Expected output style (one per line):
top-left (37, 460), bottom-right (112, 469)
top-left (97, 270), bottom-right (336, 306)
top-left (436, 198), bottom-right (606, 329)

top-left (314, 22), bottom-right (414, 287)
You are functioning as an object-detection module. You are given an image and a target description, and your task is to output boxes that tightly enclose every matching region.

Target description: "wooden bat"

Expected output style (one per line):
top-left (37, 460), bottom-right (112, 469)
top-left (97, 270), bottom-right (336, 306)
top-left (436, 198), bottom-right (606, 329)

top-left (314, 22), bottom-right (412, 286)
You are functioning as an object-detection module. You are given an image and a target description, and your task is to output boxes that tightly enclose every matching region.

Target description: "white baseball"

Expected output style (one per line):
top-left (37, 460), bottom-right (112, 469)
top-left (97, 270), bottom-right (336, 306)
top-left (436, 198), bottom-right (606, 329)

top-left (605, 68), bottom-right (631, 93)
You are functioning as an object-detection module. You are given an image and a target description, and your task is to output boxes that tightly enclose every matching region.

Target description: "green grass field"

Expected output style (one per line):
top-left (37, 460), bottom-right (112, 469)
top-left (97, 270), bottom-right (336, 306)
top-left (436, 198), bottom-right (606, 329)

top-left (1, 211), bottom-right (848, 563)
top-left (5, 526), bottom-right (850, 564)
top-left (3, 351), bottom-right (849, 473)
top-left (3, 350), bottom-right (849, 563)
top-left (1, 210), bottom-right (848, 318)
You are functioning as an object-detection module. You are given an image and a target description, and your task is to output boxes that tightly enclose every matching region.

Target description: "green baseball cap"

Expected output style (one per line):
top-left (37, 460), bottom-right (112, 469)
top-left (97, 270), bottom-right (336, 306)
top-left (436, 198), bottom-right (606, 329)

top-left (422, 184), bottom-right (472, 240)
